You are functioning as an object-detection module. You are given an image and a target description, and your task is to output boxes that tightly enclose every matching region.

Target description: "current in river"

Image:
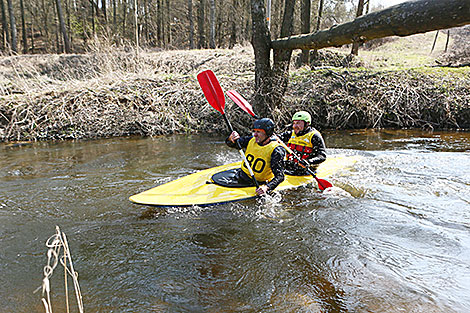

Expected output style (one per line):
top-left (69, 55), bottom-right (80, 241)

top-left (1, 129), bottom-right (469, 312)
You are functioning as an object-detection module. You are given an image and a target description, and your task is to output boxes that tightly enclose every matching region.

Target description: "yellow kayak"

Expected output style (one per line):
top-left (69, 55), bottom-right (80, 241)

top-left (129, 155), bottom-right (358, 207)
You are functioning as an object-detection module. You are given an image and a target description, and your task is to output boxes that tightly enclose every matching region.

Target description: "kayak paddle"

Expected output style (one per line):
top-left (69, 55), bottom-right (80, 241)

top-left (197, 70), bottom-right (260, 189)
top-left (226, 90), bottom-right (260, 119)
top-left (226, 89), bottom-right (333, 191)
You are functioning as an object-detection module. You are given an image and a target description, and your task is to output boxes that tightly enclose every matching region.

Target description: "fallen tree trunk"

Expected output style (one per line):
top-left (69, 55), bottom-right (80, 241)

top-left (272, 0), bottom-right (470, 50)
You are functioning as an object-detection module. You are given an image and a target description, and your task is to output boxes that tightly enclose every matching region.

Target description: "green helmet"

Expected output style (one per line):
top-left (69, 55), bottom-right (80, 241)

top-left (292, 111), bottom-right (311, 124)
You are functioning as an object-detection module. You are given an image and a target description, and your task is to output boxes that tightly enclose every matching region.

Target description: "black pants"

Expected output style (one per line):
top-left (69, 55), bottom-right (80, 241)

top-left (236, 169), bottom-right (256, 186)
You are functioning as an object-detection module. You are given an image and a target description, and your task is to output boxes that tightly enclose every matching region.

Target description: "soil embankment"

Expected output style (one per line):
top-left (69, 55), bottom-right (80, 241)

top-left (0, 44), bottom-right (469, 142)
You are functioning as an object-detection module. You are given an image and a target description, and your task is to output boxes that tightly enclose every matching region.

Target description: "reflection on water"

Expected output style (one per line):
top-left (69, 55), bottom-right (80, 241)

top-left (1, 130), bottom-right (469, 312)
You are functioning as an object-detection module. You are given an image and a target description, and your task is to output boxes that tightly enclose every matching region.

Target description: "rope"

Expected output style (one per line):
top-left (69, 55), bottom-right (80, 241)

top-left (38, 226), bottom-right (84, 313)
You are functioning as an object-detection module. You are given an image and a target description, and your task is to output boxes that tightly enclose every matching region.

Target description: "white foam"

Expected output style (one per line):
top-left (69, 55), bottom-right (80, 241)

top-left (322, 186), bottom-right (353, 198)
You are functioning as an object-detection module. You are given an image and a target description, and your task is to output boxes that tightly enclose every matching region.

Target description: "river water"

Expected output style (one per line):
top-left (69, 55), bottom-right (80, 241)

top-left (1, 129), bottom-right (469, 312)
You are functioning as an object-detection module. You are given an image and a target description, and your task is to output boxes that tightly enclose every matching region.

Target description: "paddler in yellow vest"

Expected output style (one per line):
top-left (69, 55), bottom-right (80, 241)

top-left (226, 118), bottom-right (286, 195)
top-left (278, 111), bottom-right (327, 176)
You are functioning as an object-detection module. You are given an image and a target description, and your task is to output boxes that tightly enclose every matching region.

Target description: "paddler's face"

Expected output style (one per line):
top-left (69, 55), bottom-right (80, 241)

top-left (253, 129), bottom-right (267, 144)
top-left (292, 120), bottom-right (305, 135)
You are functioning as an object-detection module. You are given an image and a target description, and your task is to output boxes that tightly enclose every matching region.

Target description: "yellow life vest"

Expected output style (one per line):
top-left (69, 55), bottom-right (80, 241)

top-left (287, 130), bottom-right (319, 162)
top-left (242, 137), bottom-right (280, 182)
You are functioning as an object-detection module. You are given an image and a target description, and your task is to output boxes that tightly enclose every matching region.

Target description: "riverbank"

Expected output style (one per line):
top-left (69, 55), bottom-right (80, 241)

top-left (1, 37), bottom-right (469, 142)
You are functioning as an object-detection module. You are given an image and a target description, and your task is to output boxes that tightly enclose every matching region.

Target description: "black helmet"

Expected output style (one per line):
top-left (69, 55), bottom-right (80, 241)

top-left (253, 118), bottom-right (275, 137)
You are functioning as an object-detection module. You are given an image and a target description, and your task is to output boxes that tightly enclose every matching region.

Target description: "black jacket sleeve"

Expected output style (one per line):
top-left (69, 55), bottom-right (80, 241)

top-left (266, 146), bottom-right (286, 191)
top-left (307, 131), bottom-right (327, 166)
top-left (225, 135), bottom-right (252, 149)
top-left (278, 130), bottom-right (292, 143)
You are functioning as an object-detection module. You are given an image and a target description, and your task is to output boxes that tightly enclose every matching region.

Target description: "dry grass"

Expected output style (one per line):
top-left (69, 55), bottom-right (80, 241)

top-left (285, 67), bottom-right (470, 131)
top-left (355, 31), bottom-right (451, 69)
top-left (0, 46), bottom-right (256, 141)
top-left (0, 45), bottom-right (255, 96)
top-left (0, 31), bottom-right (469, 142)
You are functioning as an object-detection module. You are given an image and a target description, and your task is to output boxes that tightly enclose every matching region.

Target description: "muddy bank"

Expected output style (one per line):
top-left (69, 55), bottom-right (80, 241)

top-left (1, 48), bottom-right (469, 142)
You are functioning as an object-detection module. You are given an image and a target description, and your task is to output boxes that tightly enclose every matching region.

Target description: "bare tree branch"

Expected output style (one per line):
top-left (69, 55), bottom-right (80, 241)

top-left (272, 0), bottom-right (470, 50)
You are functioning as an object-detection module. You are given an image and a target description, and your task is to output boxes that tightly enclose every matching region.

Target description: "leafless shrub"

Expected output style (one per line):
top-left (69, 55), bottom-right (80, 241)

top-left (284, 69), bottom-right (470, 131)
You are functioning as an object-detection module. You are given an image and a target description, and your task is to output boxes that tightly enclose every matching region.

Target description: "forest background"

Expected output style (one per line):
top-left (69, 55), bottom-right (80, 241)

top-left (0, 0), bottom-right (469, 142)
top-left (1, 0), bottom-right (393, 54)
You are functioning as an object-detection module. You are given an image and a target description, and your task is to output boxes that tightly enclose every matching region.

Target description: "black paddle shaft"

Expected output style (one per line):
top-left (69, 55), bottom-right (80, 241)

top-left (222, 113), bottom-right (244, 151)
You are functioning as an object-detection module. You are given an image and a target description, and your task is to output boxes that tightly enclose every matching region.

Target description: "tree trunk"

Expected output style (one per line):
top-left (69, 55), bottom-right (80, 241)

top-left (81, 5), bottom-right (87, 45)
top-left (228, 0), bottom-right (238, 48)
top-left (157, 0), bottom-right (163, 45)
top-left (165, 0), bottom-right (171, 46)
top-left (431, 30), bottom-right (439, 53)
top-left (266, 0), bottom-right (271, 30)
top-left (134, 0), bottom-right (139, 49)
top-left (351, 0), bottom-right (365, 55)
top-left (315, 0), bottom-right (323, 31)
top-left (6, 0), bottom-right (16, 53)
top-left (144, 0), bottom-right (149, 44)
top-left (250, 0), bottom-right (295, 117)
top-left (300, 0), bottom-right (311, 64)
top-left (197, 0), bottom-right (205, 48)
top-left (65, 0), bottom-right (73, 50)
top-left (30, 13), bottom-right (34, 52)
top-left (1, 0), bottom-right (9, 50)
top-left (91, 0), bottom-right (95, 37)
top-left (272, 0), bottom-right (470, 50)
top-left (272, 0), bottom-right (295, 110)
top-left (250, 0), bottom-right (273, 117)
top-left (113, 0), bottom-right (117, 27)
top-left (215, 4), bottom-right (222, 47)
top-left (40, 0), bottom-right (51, 51)
top-left (445, 29), bottom-right (450, 52)
top-left (55, 12), bottom-right (60, 52)
top-left (19, 0), bottom-right (27, 53)
top-left (244, 0), bottom-right (250, 42)
top-left (56, 0), bottom-right (71, 53)
top-left (208, 0), bottom-right (215, 48)
top-left (102, 0), bottom-right (107, 23)
top-left (122, 0), bottom-right (127, 40)
top-left (89, 0), bottom-right (101, 18)
top-left (311, 0), bottom-right (324, 60)
top-left (188, 0), bottom-right (194, 49)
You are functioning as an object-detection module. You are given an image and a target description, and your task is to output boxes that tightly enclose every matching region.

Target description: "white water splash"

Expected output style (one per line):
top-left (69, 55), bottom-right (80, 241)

top-left (321, 186), bottom-right (353, 198)
top-left (255, 192), bottom-right (293, 221)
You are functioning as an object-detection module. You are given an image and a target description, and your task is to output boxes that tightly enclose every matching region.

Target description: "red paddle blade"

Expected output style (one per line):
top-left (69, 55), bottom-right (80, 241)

top-left (315, 177), bottom-right (333, 191)
top-left (226, 90), bottom-right (258, 118)
top-left (197, 70), bottom-right (225, 114)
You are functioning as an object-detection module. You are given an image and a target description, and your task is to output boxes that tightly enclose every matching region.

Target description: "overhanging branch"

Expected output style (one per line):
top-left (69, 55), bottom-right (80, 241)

top-left (272, 0), bottom-right (470, 50)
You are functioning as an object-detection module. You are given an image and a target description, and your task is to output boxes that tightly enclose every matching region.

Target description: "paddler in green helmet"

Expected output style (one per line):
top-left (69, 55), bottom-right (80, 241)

top-left (278, 111), bottom-right (327, 176)
top-left (226, 118), bottom-right (286, 195)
